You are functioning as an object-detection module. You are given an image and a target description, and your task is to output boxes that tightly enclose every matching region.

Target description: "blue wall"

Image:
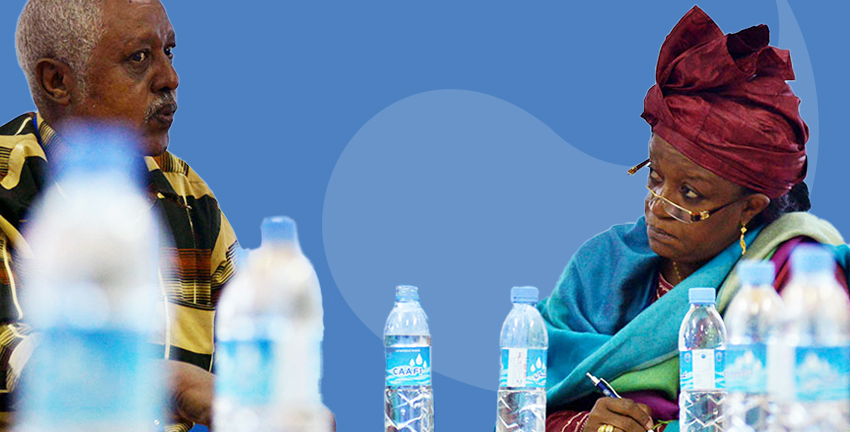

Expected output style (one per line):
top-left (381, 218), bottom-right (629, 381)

top-left (0, 1), bottom-right (846, 430)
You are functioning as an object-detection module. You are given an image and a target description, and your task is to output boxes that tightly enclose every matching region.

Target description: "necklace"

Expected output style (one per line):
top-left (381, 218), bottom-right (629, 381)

top-left (673, 261), bottom-right (683, 284)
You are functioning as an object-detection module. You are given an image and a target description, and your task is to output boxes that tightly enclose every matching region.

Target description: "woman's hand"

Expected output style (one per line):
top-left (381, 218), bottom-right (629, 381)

top-left (583, 397), bottom-right (654, 432)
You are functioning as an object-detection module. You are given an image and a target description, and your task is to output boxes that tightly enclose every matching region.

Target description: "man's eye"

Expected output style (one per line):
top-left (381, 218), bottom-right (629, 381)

top-left (131, 51), bottom-right (148, 62)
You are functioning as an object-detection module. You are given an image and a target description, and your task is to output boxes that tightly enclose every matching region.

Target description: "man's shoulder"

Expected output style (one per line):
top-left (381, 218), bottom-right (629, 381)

top-left (0, 113), bottom-right (47, 185)
top-left (146, 151), bottom-right (217, 200)
top-left (148, 150), bottom-right (191, 177)
top-left (0, 113), bottom-right (44, 157)
top-left (0, 114), bottom-right (37, 138)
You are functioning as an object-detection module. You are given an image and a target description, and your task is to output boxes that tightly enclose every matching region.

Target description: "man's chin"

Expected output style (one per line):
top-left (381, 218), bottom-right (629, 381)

top-left (143, 136), bottom-right (170, 157)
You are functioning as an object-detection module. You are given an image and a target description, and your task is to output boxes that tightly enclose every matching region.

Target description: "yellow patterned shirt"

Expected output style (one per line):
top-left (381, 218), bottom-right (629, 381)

top-left (0, 113), bottom-right (238, 432)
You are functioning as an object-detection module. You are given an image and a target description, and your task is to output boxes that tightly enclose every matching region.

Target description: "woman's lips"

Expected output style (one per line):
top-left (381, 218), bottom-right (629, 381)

top-left (648, 224), bottom-right (676, 242)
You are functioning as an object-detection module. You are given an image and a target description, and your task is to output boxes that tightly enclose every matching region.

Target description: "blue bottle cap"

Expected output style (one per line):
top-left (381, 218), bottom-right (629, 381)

top-left (396, 285), bottom-right (419, 301)
top-left (689, 287), bottom-right (716, 304)
top-left (55, 126), bottom-right (143, 181)
top-left (791, 245), bottom-right (835, 275)
top-left (511, 286), bottom-right (539, 303)
top-left (233, 246), bottom-right (251, 270)
top-left (737, 260), bottom-right (775, 287)
top-left (261, 216), bottom-right (298, 245)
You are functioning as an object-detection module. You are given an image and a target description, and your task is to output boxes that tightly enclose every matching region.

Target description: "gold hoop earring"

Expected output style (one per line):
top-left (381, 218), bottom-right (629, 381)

top-left (739, 224), bottom-right (748, 256)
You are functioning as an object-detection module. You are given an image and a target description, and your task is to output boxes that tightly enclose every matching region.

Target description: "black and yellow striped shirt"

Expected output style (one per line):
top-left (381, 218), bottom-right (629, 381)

top-left (0, 113), bottom-right (238, 432)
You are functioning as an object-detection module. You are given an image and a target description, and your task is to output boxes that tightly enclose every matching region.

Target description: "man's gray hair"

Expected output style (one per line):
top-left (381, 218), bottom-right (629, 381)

top-left (15, 0), bottom-right (104, 109)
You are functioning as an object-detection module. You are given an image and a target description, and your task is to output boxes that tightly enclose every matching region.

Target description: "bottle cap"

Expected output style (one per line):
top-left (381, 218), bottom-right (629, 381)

top-left (396, 285), bottom-right (419, 302)
top-left (511, 286), bottom-right (539, 303)
top-left (689, 287), bottom-right (716, 304)
top-left (55, 126), bottom-right (142, 181)
top-left (737, 260), bottom-right (775, 286)
top-left (233, 246), bottom-right (251, 270)
top-left (791, 244), bottom-right (835, 275)
top-left (261, 216), bottom-right (298, 245)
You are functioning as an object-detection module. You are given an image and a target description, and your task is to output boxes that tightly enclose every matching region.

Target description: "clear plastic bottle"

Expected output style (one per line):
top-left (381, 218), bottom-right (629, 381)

top-left (723, 261), bottom-right (783, 432)
top-left (679, 287), bottom-right (727, 432)
top-left (384, 285), bottom-right (433, 432)
top-left (215, 216), bottom-right (329, 432)
top-left (773, 245), bottom-right (850, 432)
top-left (18, 134), bottom-right (163, 432)
top-left (497, 286), bottom-right (548, 432)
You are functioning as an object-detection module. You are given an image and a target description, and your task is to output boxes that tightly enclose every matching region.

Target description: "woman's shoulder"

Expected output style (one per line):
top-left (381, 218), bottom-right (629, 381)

top-left (759, 213), bottom-right (850, 291)
top-left (762, 212), bottom-right (844, 244)
top-left (576, 218), bottom-right (652, 258)
top-left (746, 212), bottom-right (844, 264)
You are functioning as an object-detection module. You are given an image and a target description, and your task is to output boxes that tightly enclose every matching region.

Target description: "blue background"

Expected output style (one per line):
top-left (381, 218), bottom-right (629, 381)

top-left (1, 1), bottom-right (847, 430)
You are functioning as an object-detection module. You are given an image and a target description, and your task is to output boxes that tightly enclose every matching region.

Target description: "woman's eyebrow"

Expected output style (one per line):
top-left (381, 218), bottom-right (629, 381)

top-left (683, 170), bottom-right (713, 185)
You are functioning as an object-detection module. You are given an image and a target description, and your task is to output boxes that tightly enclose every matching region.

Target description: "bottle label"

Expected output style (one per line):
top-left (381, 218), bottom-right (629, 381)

top-left (767, 342), bottom-right (794, 401)
top-left (216, 339), bottom-right (275, 405)
top-left (386, 346), bottom-right (431, 387)
top-left (726, 343), bottom-right (767, 393)
top-left (680, 349), bottom-right (725, 391)
top-left (23, 328), bottom-right (161, 425)
top-left (499, 348), bottom-right (546, 388)
top-left (794, 345), bottom-right (850, 402)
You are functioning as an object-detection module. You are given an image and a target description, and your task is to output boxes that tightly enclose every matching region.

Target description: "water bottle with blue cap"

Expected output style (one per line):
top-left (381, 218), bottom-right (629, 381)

top-left (497, 286), bottom-right (548, 432)
top-left (774, 245), bottom-right (850, 432)
top-left (679, 287), bottom-right (727, 432)
top-left (384, 285), bottom-right (433, 432)
top-left (723, 260), bottom-right (784, 432)
top-left (215, 216), bottom-right (328, 432)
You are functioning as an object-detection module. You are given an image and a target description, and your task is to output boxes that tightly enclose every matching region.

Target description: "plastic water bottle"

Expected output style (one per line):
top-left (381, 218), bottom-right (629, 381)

top-left (384, 285), bottom-right (433, 432)
top-left (497, 286), bottom-right (548, 432)
top-left (679, 287), bottom-right (726, 432)
top-left (773, 245), bottom-right (850, 432)
top-left (18, 134), bottom-right (163, 431)
top-left (723, 261), bottom-right (783, 432)
top-left (215, 217), bottom-right (329, 432)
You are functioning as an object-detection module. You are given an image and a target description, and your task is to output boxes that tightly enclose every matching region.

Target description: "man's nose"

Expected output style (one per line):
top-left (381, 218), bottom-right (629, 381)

top-left (153, 57), bottom-right (179, 93)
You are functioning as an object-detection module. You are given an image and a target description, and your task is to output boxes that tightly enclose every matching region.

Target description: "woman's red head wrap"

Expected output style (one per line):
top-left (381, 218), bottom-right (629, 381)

top-left (642, 6), bottom-right (808, 199)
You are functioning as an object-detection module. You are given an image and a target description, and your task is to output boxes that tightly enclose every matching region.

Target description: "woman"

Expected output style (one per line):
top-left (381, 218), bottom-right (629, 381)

top-left (541, 6), bottom-right (850, 432)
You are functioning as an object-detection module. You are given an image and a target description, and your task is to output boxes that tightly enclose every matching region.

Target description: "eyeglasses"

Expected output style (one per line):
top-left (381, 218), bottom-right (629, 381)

top-left (628, 158), bottom-right (742, 224)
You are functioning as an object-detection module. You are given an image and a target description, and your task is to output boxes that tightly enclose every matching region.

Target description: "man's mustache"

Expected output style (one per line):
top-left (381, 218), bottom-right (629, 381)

top-left (144, 92), bottom-right (178, 121)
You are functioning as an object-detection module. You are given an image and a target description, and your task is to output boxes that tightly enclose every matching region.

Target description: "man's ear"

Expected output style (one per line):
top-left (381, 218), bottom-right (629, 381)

top-left (35, 58), bottom-right (75, 106)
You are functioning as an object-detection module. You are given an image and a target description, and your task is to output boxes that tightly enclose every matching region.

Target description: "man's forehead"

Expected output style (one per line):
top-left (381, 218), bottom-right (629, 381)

top-left (100, 0), bottom-right (174, 41)
top-left (101, 0), bottom-right (165, 12)
top-left (108, 0), bottom-right (161, 6)
top-left (100, 0), bottom-right (168, 18)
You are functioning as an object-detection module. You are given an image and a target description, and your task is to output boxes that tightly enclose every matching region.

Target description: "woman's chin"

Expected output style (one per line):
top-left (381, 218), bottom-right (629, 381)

top-left (648, 236), bottom-right (678, 259)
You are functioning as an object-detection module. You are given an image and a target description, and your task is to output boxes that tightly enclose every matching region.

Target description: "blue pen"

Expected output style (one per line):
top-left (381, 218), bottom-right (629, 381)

top-left (586, 372), bottom-right (654, 432)
top-left (586, 372), bottom-right (621, 398)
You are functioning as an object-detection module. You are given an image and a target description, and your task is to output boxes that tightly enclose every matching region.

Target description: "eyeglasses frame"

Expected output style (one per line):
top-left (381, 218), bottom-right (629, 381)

top-left (628, 158), bottom-right (744, 224)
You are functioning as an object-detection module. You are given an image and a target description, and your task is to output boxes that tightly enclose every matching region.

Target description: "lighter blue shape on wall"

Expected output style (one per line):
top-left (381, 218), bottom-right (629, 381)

top-left (322, 89), bottom-right (646, 390)
top-left (777, 0), bottom-right (818, 190)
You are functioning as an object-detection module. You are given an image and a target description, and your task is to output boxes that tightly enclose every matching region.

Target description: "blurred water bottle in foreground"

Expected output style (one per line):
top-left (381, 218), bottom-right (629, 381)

top-left (18, 132), bottom-right (163, 432)
top-left (215, 216), bottom-right (328, 432)
top-left (385, 285), bottom-right (433, 432)
top-left (773, 245), bottom-right (850, 432)
top-left (679, 287), bottom-right (726, 432)
top-left (497, 286), bottom-right (547, 432)
top-left (723, 261), bottom-right (783, 432)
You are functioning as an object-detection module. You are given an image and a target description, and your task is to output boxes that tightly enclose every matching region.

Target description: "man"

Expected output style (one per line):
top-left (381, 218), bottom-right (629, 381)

top-left (1, 0), bottom-right (237, 430)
